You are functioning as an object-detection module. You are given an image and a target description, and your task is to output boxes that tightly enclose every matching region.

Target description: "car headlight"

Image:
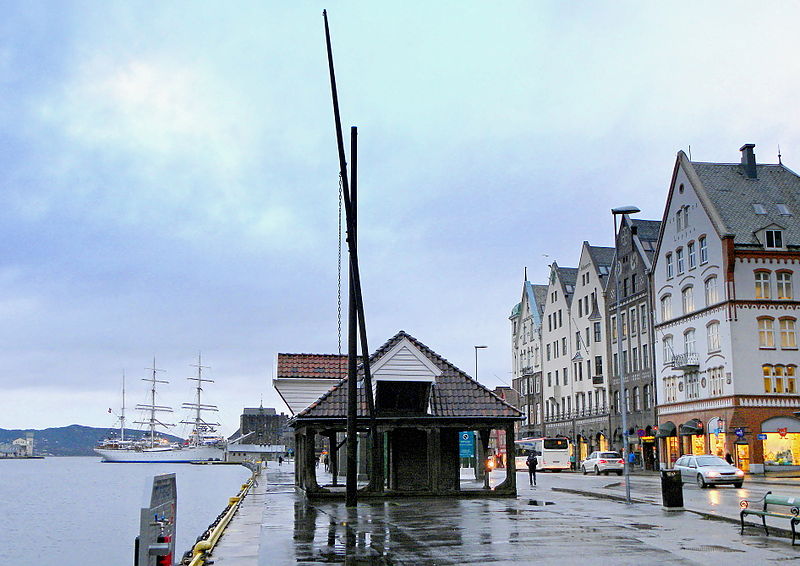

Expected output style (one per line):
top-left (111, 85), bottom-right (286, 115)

top-left (706, 471), bottom-right (720, 478)
top-left (735, 470), bottom-right (744, 477)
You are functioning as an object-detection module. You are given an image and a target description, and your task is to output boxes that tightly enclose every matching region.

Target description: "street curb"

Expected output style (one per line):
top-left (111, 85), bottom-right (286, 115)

top-left (552, 486), bottom-right (799, 543)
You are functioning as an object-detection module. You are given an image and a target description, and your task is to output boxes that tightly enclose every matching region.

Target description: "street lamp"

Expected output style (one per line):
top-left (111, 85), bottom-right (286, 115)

top-left (474, 345), bottom-right (488, 380)
top-left (612, 205), bottom-right (640, 505)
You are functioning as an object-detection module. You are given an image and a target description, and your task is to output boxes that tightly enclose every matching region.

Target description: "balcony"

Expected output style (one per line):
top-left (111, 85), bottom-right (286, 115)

top-left (592, 375), bottom-right (604, 386)
top-left (671, 352), bottom-right (699, 370)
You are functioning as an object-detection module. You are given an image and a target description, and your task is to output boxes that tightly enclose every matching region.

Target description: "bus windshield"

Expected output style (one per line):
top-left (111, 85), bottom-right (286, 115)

top-left (543, 438), bottom-right (568, 450)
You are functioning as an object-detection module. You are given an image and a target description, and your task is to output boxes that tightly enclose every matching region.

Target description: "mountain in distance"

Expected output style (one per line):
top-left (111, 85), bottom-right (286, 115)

top-left (0, 425), bottom-right (185, 457)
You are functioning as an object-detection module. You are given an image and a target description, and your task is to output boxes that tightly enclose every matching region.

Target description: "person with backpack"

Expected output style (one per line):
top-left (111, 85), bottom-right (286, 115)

top-left (526, 452), bottom-right (538, 486)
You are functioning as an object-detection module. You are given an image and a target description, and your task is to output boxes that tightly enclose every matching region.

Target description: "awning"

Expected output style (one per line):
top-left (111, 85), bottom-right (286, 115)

top-left (655, 421), bottom-right (676, 438)
top-left (680, 418), bottom-right (704, 436)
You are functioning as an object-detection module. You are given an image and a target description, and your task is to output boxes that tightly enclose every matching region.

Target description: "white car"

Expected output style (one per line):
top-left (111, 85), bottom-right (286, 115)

top-left (674, 455), bottom-right (745, 488)
top-left (581, 451), bottom-right (624, 476)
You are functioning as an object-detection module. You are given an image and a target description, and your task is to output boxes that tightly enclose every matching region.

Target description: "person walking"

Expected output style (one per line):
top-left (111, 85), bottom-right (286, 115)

top-left (526, 452), bottom-right (538, 486)
top-left (627, 451), bottom-right (636, 471)
top-left (725, 452), bottom-right (734, 465)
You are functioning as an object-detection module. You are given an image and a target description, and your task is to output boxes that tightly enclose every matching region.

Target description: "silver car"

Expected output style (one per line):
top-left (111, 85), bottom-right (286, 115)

top-left (674, 455), bottom-right (745, 488)
top-left (580, 451), bottom-right (624, 476)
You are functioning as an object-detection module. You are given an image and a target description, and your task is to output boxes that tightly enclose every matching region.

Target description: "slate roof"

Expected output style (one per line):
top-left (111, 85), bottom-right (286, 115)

top-left (293, 331), bottom-right (523, 421)
top-left (276, 353), bottom-right (349, 380)
top-left (690, 161), bottom-right (800, 248)
top-left (631, 219), bottom-right (661, 243)
top-left (531, 284), bottom-right (548, 319)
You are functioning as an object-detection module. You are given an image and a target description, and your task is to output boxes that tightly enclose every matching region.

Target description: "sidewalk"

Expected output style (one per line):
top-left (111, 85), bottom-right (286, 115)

top-left (208, 463), bottom-right (799, 565)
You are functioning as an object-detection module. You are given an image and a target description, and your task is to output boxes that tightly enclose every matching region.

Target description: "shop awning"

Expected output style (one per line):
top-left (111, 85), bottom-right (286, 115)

top-left (680, 418), bottom-right (704, 436)
top-left (655, 421), bottom-right (676, 438)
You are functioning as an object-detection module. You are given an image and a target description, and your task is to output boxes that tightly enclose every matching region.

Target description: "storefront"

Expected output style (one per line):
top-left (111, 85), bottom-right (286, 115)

top-left (680, 418), bottom-right (706, 455)
top-left (596, 432), bottom-right (609, 452)
top-left (577, 435), bottom-right (589, 461)
top-left (706, 417), bottom-right (727, 459)
top-left (656, 421), bottom-right (678, 467)
top-left (761, 416), bottom-right (800, 471)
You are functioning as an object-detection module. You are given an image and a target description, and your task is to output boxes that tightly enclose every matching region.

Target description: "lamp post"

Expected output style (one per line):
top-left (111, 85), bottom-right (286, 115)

top-left (474, 345), bottom-right (488, 380)
top-left (612, 205), bottom-right (640, 505)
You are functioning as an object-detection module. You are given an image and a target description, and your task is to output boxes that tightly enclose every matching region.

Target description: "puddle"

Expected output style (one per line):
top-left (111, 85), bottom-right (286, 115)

top-left (528, 500), bottom-right (555, 506)
top-left (628, 523), bottom-right (658, 531)
top-left (680, 545), bottom-right (744, 553)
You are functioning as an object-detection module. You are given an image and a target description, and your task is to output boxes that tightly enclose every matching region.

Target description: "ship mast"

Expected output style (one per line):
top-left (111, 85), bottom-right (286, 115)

top-left (134, 358), bottom-right (174, 448)
top-left (120, 370), bottom-right (126, 442)
top-left (180, 353), bottom-right (219, 445)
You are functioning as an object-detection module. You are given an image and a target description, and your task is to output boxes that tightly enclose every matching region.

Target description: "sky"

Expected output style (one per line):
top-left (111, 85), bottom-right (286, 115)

top-left (3, 1), bottom-right (800, 436)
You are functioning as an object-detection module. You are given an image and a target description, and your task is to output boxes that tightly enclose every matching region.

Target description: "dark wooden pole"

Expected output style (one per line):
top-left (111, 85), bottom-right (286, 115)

top-left (345, 126), bottom-right (358, 506)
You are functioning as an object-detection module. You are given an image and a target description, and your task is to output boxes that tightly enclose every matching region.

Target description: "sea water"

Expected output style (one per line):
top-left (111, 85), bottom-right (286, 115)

top-left (0, 456), bottom-right (250, 566)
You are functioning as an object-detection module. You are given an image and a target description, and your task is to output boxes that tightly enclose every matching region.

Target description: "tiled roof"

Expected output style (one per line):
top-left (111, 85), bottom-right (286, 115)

top-left (690, 161), bottom-right (800, 247)
top-left (293, 331), bottom-right (523, 421)
top-left (587, 245), bottom-right (615, 269)
top-left (557, 267), bottom-right (578, 288)
top-left (631, 219), bottom-right (661, 243)
top-left (276, 353), bottom-right (349, 380)
top-left (530, 284), bottom-right (548, 319)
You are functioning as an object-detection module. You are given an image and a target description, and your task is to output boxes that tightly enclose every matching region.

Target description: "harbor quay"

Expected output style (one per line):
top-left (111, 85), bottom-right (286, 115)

top-left (202, 462), bottom-right (800, 565)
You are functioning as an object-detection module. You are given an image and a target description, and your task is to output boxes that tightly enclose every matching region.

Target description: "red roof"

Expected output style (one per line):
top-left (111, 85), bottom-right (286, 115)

top-left (276, 353), bottom-right (349, 380)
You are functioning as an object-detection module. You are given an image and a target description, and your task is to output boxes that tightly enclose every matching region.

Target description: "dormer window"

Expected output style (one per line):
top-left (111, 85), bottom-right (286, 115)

top-left (765, 230), bottom-right (784, 249)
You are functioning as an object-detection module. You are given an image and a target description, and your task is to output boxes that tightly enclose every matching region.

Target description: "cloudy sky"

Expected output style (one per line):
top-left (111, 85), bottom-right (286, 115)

top-left (2, 2), bottom-right (800, 436)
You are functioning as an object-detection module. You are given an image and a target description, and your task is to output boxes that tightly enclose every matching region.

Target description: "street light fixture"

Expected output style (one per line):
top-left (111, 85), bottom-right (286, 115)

top-left (474, 345), bottom-right (488, 381)
top-left (612, 205), bottom-right (640, 505)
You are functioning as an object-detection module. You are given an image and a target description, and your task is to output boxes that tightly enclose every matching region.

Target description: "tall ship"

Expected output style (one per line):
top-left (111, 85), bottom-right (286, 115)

top-left (95, 356), bottom-right (226, 463)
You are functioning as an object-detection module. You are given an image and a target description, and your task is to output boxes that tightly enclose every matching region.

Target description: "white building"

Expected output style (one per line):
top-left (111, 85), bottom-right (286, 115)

top-left (653, 144), bottom-right (800, 473)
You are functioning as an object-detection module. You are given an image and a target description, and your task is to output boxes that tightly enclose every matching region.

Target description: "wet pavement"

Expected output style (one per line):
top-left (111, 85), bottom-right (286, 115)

top-left (211, 463), bottom-right (800, 565)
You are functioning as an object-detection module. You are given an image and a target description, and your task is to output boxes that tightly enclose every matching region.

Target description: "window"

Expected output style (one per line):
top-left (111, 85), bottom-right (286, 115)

top-left (707, 321), bottom-right (720, 352)
top-left (642, 344), bottom-right (649, 368)
top-left (546, 344), bottom-right (551, 361)
top-left (630, 308), bottom-right (637, 336)
top-left (611, 315), bottom-right (617, 341)
top-left (594, 322), bottom-right (601, 342)
top-left (684, 329), bottom-right (696, 354)
top-left (759, 317), bottom-right (776, 348)
top-left (576, 331), bottom-right (582, 350)
top-left (763, 365), bottom-right (773, 393)
top-left (688, 241), bottom-right (696, 269)
top-left (562, 337), bottom-right (567, 354)
top-left (699, 236), bottom-right (708, 264)
top-left (631, 273), bottom-right (637, 293)
top-left (676, 209), bottom-right (683, 231)
top-left (548, 315), bottom-right (552, 332)
top-left (704, 276), bottom-right (719, 305)
top-left (753, 203), bottom-right (767, 215)
top-left (632, 347), bottom-right (638, 371)
top-left (780, 318), bottom-right (797, 349)
top-left (586, 360), bottom-right (591, 379)
top-left (623, 278), bottom-right (629, 297)
top-left (777, 204), bottom-right (792, 216)
top-left (765, 230), bottom-right (784, 249)
top-left (595, 355), bottom-right (602, 376)
top-left (666, 253), bottom-right (673, 278)
top-left (547, 372), bottom-right (552, 387)
top-left (563, 368), bottom-right (568, 385)
top-left (709, 367), bottom-right (724, 397)
top-left (685, 372), bottom-right (700, 399)
top-left (578, 300), bottom-right (583, 317)
top-left (777, 272), bottom-right (793, 300)
top-left (661, 295), bottom-right (672, 321)
top-left (613, 353), bottom-right (618, 376)
top-left (640, 304), bottom-right (647, 332)
top-left (682, 286), bottom-right (694, 314)
top-left (662, 336), bottom-right (673, 364)
top-left (676, 248), bottom-right (685, 274)
top-left (621, 312), bottom-right (627, 337)
top-left (633, 387), bottom-right (641, 411)
top-left (643, 385), bottom-right (650, 409)
top-left (789, 366), bottom-right (797, 394)
top-left (558, 310), bottom-right (562, 327)
top-left (755, 271), bottom-right (771, 299)
top-left (775, 365), bottom-right (785, 394)
top-left (614, 390), bottom-right (620, 413)
top-left (625, 388), bottom-right (631, 411)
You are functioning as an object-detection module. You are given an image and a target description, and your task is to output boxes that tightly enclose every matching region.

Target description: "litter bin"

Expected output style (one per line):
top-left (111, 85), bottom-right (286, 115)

top-left (660, 469), bottom-right (684, 510)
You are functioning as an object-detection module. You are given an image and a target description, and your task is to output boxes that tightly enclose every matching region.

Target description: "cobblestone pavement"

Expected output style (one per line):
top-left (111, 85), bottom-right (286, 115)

top-left (213, 463), bottom-right (800, 565)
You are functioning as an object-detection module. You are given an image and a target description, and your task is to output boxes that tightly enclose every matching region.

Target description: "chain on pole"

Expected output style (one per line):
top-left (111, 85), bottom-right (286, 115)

top-left (337, 174), bottom-right (343, 358)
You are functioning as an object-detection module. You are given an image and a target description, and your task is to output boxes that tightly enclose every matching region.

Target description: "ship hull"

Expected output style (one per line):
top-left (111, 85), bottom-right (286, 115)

top-left (94, 445), bottom-right (225, 463)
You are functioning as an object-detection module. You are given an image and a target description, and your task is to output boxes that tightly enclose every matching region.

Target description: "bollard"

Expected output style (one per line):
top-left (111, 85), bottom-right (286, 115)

top-left (660, 469), bottom-right (684, 511)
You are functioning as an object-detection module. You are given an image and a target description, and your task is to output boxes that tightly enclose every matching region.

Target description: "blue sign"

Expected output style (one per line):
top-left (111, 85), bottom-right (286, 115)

top-left (735, 427), bottom-right (745, 438)
top-left (758, 433), bottom-right (768, 440)
top-left (459, 431), bottom-right (475, 458)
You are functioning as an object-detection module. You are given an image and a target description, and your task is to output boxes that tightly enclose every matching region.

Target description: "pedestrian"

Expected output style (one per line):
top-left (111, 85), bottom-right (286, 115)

top-left (323, 454), bottom-right (329, 472)
top-left (725, 452), bottom-right (733, 465)
top-left (526, 452), bottom-right (538, 486)
top-left (570, 453), bottom-right (576, 470)
top-left (278, 455), bottom-right (283, 466)
top-left (627, 451), bottom-right (635, 470)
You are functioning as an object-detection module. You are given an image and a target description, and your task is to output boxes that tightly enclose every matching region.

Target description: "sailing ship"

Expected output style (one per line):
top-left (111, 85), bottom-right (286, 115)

top-left (95, 356), bottom-right (226, 463)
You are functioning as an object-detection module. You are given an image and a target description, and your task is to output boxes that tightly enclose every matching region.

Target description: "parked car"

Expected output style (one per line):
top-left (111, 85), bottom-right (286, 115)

top-left (674, 455), bottom-right (745, 488)
top-left (580, 451), bottom-right (624, 475)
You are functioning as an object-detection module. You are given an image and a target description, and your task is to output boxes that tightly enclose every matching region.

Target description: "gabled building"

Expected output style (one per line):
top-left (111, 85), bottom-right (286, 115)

top-left (510, 277), bottom-right (548, 438)
top-left (653, 144), bottom-right (800, 473)
top-left (605, 216), bottom-right (661, 469)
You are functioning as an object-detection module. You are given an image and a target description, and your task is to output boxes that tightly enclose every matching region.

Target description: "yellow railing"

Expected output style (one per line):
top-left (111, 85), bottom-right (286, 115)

top-left (186, 467), bottom-right (259, 566)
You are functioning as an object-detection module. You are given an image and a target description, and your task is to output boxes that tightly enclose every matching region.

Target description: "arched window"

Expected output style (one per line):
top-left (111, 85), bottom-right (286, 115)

top-left (660, 294), bottom-right (672, 321)
top-left (688, 241), bottom-right (696, 269)
top-left (662, 335), bottom-right (673, 364)
top-left (777, 271), bottom-right (794, 300)
top-left (707, 321), bottom-right (720, 352)
top-left (682, 286), bottom-right (695, 314)
top-left (756, 271), bottom-right (772, 299)
top-left (699, 236), bottom-right (708, 264)
top-left (633, 387), bottom-right (641, 411)
top-left (684, 329), bottom-right (696, 354)
top-left (780, 317), bottom-right (797, 349)
top-left (704, 276), bottom-right (719, 305)
top-left (666, 253), bottom-right (673, 278)
top-left (758, 317), bottom-right (776, 348)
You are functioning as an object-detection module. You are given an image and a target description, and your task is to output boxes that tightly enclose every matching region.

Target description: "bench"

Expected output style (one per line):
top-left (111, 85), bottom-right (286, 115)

top-left (740, 491), bottom-right (800, 545)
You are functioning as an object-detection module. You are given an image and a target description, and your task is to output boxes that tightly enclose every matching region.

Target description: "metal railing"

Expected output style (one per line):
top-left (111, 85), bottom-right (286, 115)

top-left (671, 352), bottom-right (699, 370)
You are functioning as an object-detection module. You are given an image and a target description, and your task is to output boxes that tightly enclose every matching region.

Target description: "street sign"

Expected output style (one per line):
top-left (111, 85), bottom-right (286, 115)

top-left (758, 434), bottom-right (768, 440)
top-left (459, 431), bottom-right (475, 458)
top-left (637, 429), bottom-right (645, 438)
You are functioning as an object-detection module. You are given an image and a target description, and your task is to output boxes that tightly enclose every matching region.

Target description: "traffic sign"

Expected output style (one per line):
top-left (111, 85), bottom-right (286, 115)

top-left (735, 427), bottom-right (745, 438)
top-left (758, 434), bottom-right (768, 440)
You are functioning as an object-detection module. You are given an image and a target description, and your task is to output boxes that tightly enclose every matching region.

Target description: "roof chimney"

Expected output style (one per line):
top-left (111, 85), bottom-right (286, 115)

top-left (740, 143), bottom-right (757, 179)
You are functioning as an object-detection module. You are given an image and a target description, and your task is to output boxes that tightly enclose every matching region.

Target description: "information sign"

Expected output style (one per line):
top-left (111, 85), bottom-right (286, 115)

top-left (758, 433), bottom-right (768, 440)
top-left (459, 431), bottom-right (475, 458)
